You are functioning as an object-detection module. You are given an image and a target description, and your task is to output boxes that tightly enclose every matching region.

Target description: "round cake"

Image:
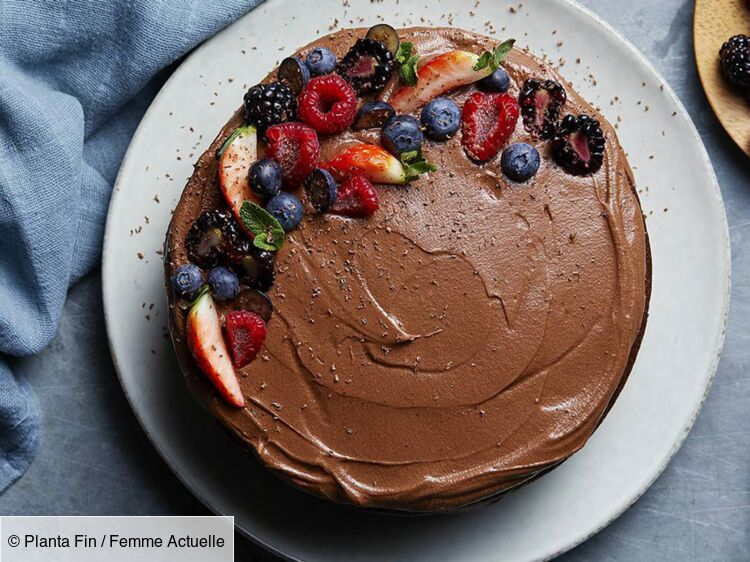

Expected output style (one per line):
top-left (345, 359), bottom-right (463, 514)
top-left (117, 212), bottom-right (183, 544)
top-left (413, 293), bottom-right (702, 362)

top-left (165, 25), bottom-right (651, 513)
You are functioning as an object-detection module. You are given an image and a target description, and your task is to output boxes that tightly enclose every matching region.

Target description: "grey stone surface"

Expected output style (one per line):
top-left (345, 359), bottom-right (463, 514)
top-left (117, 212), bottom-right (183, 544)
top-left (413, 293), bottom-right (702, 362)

top-left (0, 1), bottom-right (748, 560)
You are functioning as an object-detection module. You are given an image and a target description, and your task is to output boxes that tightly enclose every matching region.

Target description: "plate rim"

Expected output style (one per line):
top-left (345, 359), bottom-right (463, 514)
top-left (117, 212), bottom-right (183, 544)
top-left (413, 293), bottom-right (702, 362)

top-left (101, 1), bottom-right (732, 560)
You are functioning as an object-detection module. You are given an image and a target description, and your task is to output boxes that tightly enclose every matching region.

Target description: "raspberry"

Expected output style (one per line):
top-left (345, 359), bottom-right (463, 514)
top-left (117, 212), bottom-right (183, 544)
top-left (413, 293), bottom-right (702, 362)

top-left (330, 176), bottom-right (379, 217)
top-left (224, 311), bottom-right (267, 368)
top-left (265, 123), bottom-right (320, 186)
top-left (552, 114), bottom-right (606, 175)
top-left (461, 92), bottom-right (520, 162)
top-left (298, 75), bottom-right (357, 134)
top-left (519, 79), bottom-right (567, 139)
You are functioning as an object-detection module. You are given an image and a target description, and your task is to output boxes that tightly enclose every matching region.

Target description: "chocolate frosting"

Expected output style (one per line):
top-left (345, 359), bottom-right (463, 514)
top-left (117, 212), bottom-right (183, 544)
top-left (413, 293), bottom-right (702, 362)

top-left (166, 27), bottom-right (650, 512)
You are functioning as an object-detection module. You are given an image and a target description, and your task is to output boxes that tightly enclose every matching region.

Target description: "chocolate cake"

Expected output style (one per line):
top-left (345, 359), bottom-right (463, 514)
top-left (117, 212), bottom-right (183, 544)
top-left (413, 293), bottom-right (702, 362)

top-left (165, 26), bottom-right (651, 513)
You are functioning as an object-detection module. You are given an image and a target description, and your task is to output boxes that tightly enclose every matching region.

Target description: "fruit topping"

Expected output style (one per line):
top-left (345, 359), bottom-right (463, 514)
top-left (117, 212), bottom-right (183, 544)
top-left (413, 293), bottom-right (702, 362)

top-left (265, 122), bottom-right (320, 186)
top-left (461, 92), bottom-right (520, 162)
top-left (306, 47), bottom-right (337, 77)
top-left (186, 210), bottom-right (244, 269)
top-left (278, 57), bottom-right (310, 95)
top-left (187, 290), bottom-right (245, 408)
top-left (519, 79), bottom-right (566, 140)
top-left (337, 38), bottom-right (395, 96)
top-left (381, 114), bottom-right (424, 155)
top-left (720, 35), bottom-right (750, 88)
top-left (352, 100), bottom-right (395, 130)
top-left (501, 142), bottom-right (540, 182)
top-left (233, 289), bottom-right (274, 324)
top-left (243, 82), bottom-right (298, 134)
top-left (298, 75), bottom-right (357, 134)
top-left (552, 114), bottom-right (606, 175)
top-left (477, 67), bottom-right (511, 93)
top-left (249, 158), bottom-right (283, 200)
top-left (330, 176), bottom-right (380, 217)
top-left (266, 192), bottom-right (304, 231)
top-left (323, 144), bottom-right (407, 185)
top-left (224, 310), bottom-right (267, 369)
top-left (365, 24), bottom-right (400, 56)
top-left (240, 201), bottom-right (286, 252)
top-left (171, 264), bottom-right (204, 299)
top-left (420, 97), bottom-right (461, 141)
top-left (227, 244), bottom-right (276, 292)
top-left (304, 168), bottom-right (338, 212)
top-left (208, 266), bottom-right (240, 301)
top-left (218, 126), bottom-right (260, 224)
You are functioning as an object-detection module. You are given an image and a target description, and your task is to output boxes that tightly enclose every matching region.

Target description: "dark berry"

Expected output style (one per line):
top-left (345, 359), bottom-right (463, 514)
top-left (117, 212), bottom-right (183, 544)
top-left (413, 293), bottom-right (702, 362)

top-left (330, 176), bottom-right (379, 217)
top-left (337, 38), bottom-right (395, 96)
top-left (278, 57), bottom-right (310, 95)
top-left (365, 24), bottom-right (400, 56)
top-left (352, 100), bottom-right (395, 130)
top-left (266, 192), bottom-right (304, 231)
top-left (265, 123), bottom-right (320, 186)
top-left (233, 289), bottom-right (274, 324)
top-left (224, 311), bottom-right (267, 368)
top-left (186, 210), bottom-right (244, 269)
top-left (720, 35), bottom-right (750, 88)
top-left (305, 168), bottom-right (338, 212)
top-left (243, 82), bottom-right (297, 134)
top-left (477, 68), bottom-right (511, 93)
top-left (420, 97), bottom-right (460, 141)
top-left (298, 75), bottom-right (357, 134)
top-left (208, 266), bottom-right (240, 301)
top-left (552, 114), bottom-right (606, 175)
top-left (228, 245), bottom-right (276, 291)
top-left (501, 142), bottom-right (540, 182)
top-left (381, 115), bottom-right (423, 155)
top-left (170, 264), bottom-right (204, 298)
top-left (249, 158), bottom-right (283, 199)
top-left (305, 47), bottom-right (337, 76)
top-left (519, 79), bottom-right (567, 140)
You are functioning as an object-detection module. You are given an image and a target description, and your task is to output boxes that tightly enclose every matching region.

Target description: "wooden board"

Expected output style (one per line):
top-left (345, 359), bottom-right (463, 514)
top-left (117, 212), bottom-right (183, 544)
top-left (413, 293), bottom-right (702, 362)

top-left (694, 0), bottom-right (750, 156)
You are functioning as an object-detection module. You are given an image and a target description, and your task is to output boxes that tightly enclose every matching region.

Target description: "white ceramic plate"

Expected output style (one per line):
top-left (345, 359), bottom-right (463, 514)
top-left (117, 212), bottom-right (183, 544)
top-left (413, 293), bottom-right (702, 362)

top-left (102, 0), bottom-right (730, 560)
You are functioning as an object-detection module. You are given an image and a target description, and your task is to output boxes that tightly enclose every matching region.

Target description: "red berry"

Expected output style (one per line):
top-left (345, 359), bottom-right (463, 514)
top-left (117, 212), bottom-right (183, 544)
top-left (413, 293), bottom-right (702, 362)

top-left (298, 75), bottom-right (357, 134)
top-left (461, 92), bottom-right (520, 162)
top-left (265, 123), bottom-right (320, 186)
top-left (330, 176), bottom-right (379, 217)
top-left (224, 310), bottom-right (267, 368)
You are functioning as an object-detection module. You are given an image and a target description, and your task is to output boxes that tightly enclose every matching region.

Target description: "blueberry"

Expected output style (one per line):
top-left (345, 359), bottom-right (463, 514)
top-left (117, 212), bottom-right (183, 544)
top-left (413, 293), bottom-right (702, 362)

top-left (352, 101), bottom-right (395, 130)
top-left (500, 143), bottom-right (541, 182)
top-left (305, 47), bottom-right (337, 76)
top-left (420, 98), bottom-right (460, 141)
top-left (381, 115), bottom-right (424, 155)
top-left (207, 266), bottom-right (240, 301)
top-left (304, 168), bottom-right (338, 212)
top-left (278, 57), bottom-right (310, 95)
top-left (266, 192), bottom-right (304, 231)
top-left (478, 68), bottom-right (511, 93)
top-left (249, 158), bottom-right (283, 199)
top-left (170, 264), bottom-right (204, 298)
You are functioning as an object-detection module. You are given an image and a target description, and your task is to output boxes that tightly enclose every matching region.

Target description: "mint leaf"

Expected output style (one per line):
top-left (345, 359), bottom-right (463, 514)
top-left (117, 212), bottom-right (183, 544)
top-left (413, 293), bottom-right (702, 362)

top-left (401, 150), bottom-right (437, 181)
top-left (473, 39), bottom-right (515, 72)
top-left (396, 42), bottom-right (419, 86)
top-left (240, 201), bottom-right (285, 252)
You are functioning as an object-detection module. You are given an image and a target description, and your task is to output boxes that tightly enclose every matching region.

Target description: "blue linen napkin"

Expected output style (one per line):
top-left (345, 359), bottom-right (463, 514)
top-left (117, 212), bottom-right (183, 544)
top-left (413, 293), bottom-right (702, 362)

top-left (0, 0), bottom-right (262, 492)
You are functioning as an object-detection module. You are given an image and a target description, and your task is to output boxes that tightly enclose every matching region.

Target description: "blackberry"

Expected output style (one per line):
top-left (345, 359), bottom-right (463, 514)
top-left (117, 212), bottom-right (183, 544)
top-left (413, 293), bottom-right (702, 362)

top-left (336, 38), bottom-right (395, 96)
top-left (519, 79), bottom-right (567, 140)
top-left (227, 242), bottom-right (276, 292)
top-left (720, 35), bottom-right (750, 88)
top-left (243, 82), bottom-right (297, 134)
top-left (552, 114), bottom-right (606, 176)
top-left (186, 210), bottom-right (244, 268)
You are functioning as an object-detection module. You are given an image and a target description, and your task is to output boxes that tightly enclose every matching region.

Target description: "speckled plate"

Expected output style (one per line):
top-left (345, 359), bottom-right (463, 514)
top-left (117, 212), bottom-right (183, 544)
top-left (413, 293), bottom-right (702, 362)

top-left (102, 0), bottom-right (730, 560)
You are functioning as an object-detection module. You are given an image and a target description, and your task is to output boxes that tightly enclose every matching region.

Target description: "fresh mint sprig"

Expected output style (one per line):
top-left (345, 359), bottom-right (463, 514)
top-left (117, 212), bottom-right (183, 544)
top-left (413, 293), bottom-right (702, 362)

top-left (396, 41), bottom-right (420, 86)
top-left (401, 150), bottom-right (437, 181)
top-left (473, 39), bottom-right (515, 72)
top-left (240, 201), bottom-right (285, 252)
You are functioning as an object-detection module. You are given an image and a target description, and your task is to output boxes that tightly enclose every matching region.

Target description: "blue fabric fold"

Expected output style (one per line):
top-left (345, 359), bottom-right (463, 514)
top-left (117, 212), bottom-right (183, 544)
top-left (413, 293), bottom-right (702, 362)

top-left (0, 0), bottom-right (261, 492)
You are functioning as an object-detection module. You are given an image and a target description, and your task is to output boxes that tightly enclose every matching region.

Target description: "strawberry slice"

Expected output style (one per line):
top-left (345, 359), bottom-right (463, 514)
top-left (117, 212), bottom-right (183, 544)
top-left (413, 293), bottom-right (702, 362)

top-left (186, 290), bottom-right (245, 408)
top-left (461, 92), bottom-right (520, 162)
top-left (224, 310), bottom-right (267, 368)
top-left (389, 51), bottom-right (492, 113)
top-left (330, 176), bottom-right (379, 217)
top-left (322, 144), bottom-right (406, 185)
top-left (265, 123), bottom-right (320, 186)
top-left (218, 126), bottom-right (261, 226)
